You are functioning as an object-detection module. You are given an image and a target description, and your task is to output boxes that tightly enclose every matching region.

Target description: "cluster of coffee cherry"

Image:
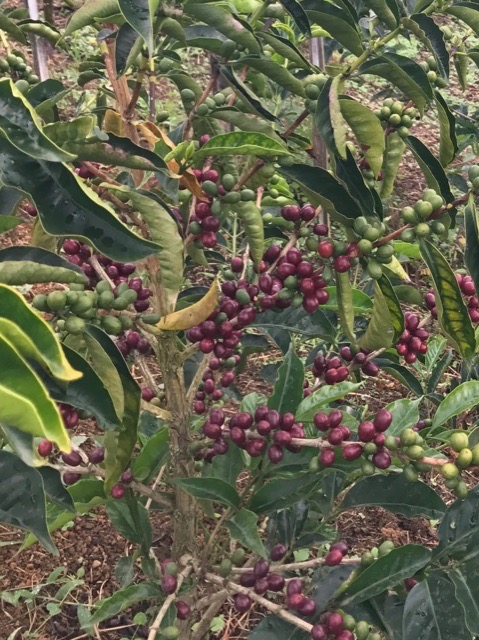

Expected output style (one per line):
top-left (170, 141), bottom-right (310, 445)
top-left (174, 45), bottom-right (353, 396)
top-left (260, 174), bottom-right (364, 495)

top-left (425, 273), bottom-right (479, 323)
top-left (395, 312), bottom-right (429, 363)
top-left (374, 98), bottom-right (418, 139)
top-left (399, 188), bottom-right (447, 242)
top-left (419, 55), bottom-right (448, 88)
top-left (311, 347), bottom-right (379, 386)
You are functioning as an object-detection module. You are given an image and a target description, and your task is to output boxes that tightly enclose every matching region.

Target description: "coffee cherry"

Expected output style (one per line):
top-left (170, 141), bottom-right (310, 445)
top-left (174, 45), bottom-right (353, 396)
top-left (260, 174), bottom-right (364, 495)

top-left (62, 471), bottom-right (81, 486)
top-left (318, 241), bottom-right (334, 258)
top-left (175, 600), bottom-right (191, 620)
top-left (270, 543), bottom-right (287, 561)
top-left (358, 421), bottom-right (376, 442)
top-left (88, 447), bottom-right (105, 464)
top-left (326, 612), bottom-right (344, 634)
top-left (234, 593), bottom-right (252, 613)
top-left (162, 573), bottom-right (178, 595)
top-left (62, 451), bottom-right (82, 466)
top-left (441, 462), bottom-right (459, 479)
top-left (121, 469), bottom-right (133, 483)
top-left (372, 450), bottom-right (392, 469)
top-left (324, 549), bottom-right (344, 566)
top-left (343, 443), bottom-right (363, 461)
top-left (374, 409), bottom-right (392, 432)
top-left (38, 440), bottom-right (53, 457)
top-left (286, 578), bottom-right (303, 595)
top-left (311, 624), bottom-right (328, 640)
top-left (267, 572), bottom-right (285, 591)
top-left (298, 597), bottom-right (316, 616)
top-left (111, 483), bottom-right (126, 499)
top-left (287, 593), bottom-right (305, 610)
top-left (450, 432), bottom-right (469, 452)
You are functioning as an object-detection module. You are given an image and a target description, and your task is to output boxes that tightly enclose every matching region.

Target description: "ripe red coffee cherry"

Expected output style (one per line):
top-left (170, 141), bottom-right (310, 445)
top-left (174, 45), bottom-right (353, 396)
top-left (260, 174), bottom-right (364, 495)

top-left (310, 624), bottom-right (328, 640)
top-left (287, 578), bottom-right (303, 596)
top-left (141, 387), bottom-right (155, 402)
top-left (63, 239), bottom-right (81, 255)
top-left (281, 413), bottom-right (296, 430)
top-left (328, 409), bottom-right (343, 428)
top-left (320, 448), bottom-right (336, 467)
top-left (209, 408), bottom-right (225, 425)
top-left (267, 573), bottom-right (286, 591)
top-left (314, 412), bottom-right (330, 432)
top-left (203, 422), bottom-right (222, 439)
top-left (318, 241), bottom-right (334, 258)
top-left (254, 578), bottom-right (269, 595)
top-left (88, 447), bottom-right (105, 464)
top-left (287, 593), bottom-right (305, 610)
top-left (328, 428), bottom-right (345, 445)
top-left (111, 483), bottom-right (126, 499)
top-left (162, 574), bottom-right (178, 595)
top-left (374, 409), bottom-right (393, 432)
top-left (270, 543), bottom-right (287, 561)
top-left (121, 469), bottom-right (133, 483)
top-left (268, 445), bottom-right (284, 463)
top-left (404, 578), bottom-right (419, 591)
top-left (331, 540), bottom-right (348, 555)
top-left (38, 440), bottom-right (53, 457)
top-left (281, 205), bottom-right (301, 221)
top-left (63, 471), bottom-right (81, 485)
top-left (274, 430), bottom-right (292, 446)
top-left (372, 450), bottom-right (392, 469)
top-left (246, 438), bottom-right (267, 457)
top-left (253, 558), bottom-right (270, 579)
top-left (175, 600), bottom-right (191, 620)
top-left (62, 451), bottom-right (82, 466)
top-left (324, 549), bottom-right (344, 566)
top-left (358, 421), bottom-right (376, 442)
top-left (298, 597), bottom-right (316, 616)
top-left (313, 223), bottom-right (329, 236)
top-left (240, 571), bottom-right (256, 587)
top-left (343, 443), bottom-right (363, 461)
top-left (234, 593), bottom-right (252, 613)
top-left (337, 631), bottom-right (354, 640)
top-left (333, 256), bottom-right (351, 273)
top-left (326, 612), bottom-right (344, 634)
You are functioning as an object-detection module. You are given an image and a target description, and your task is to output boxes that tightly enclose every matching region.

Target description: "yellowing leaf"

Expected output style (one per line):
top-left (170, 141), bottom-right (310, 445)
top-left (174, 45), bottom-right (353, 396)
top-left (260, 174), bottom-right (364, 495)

top-left (156, 278), bottom-right (218, 330)
top-left (104, 109), bottom-right (126, 137)
top-left (384, 256), bottom-right (411, 282)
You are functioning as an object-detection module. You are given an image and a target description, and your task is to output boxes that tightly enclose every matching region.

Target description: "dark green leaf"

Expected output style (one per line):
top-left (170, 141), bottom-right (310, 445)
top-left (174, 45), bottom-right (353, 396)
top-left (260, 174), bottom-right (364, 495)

top-left (220, 66), bottom-right (280, 123)
top-left (315, 77), bottom-right (347, 159)
top-left (380, 131), bottom-right (405, 197)
top-left (420, 239), bottom-right (475, 357)
top-left (0, 139), bottom-right (158, 262)
top-left (383, 398), bottom-right (421, 436)
top-left (335, 545), bottom-right (431, 606)
top-left (210, 442), bottom-right (245, 487)
top-left (106, 498), bottom-right (152, 554)
top-left (464, 194), bottom-right (479, 293)
top-left (322, 287), bottom-right (372, 314)
top-left (0, 216), bottom-right (22, 233)
top-left (248, 615), bottom-right (308, 639)
top-left (225, 508), bottom-right (267, 557)
top-left (374, 360), bottom-right (424, 396)
top-left (0, 450), bottom-right (56, 554)
top-left (359, 53), bottom-right (433, 114)
top-left (377, 274), bottom-right (404, 342)
top-left (0, 12), bottom-right (27, 43)
top-left (196, 131), bottom-right (288, 160)
top-left (364, 0), bottom-right (399, 28)
top-left (268, 343), bottom-right (304, 415)
top-left (253, 305), bottom-right (336, 341)
top-left (85, 583), bottom-right (161, 628)
top-left (340, 473), bottom-right (446, 519)
top-left (336, 149), bottom-right (379, 217)
top-left (295, 382), bottom-right (362, 422)
top-left (435, 484), bottom-right (479, 562)
top-left (427, 350), bottom-right (453, 394)
top-left (172, 477), bottom-right (240, 509)
top-left (250, 475), bottom-right (322, 514)
top-left (403, 572), bottom-right (470, 640)
top-left (64, 0), bottom-right (120, 35)
top-left (446, 3), bottom-right (479, 38)
top-left (359, 281), bottom-right (395, 350)
top-left (307, 2), bottom-right (363, 55)
top-left (183, 25), bottom-right (227, 55)
top-left (236, 56), bottom-right (305, 96)
top-left (405, 136), bottom-right (454, 203)
top-left (0, 78), bottom-right (73, 162)
top-left (0, 185), bottom-right (22, 216)
top-left (132, 427), bottom-right (169, 482)
top-left (406, 14), bottom-right (449, 79)
top-left (432, 381), bottom-right (479, 429)
top-left (258, 32), bottom-right (310, 69)
top-left (279, 0), bottom-right (311, 35)
top-left (38, 467), bottom-right (75, 512)
top-left (0, 246), bottom-right (86, 285)
top-left (118, 0), bottom-right (158, 55)
top-left (336, 271), bottom-right (355, 342)
top-left (279, 164), bottom-right (362, 225)
top-left (434, 92), bottom-right (457, 167)
top-left (451, 561), bottom-right (479, 634)
top-left (339, 100), bottom-right (386, 178)
top-left (115, 22), bottom-right (141, 75)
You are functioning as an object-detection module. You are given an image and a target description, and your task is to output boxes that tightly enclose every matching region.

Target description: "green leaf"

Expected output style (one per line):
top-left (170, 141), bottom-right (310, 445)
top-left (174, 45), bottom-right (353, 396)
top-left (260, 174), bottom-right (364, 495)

top-left (84, 333), bottom-right (124, 421)
top-left (464, 194), bottom-right (479, 294)
top-left (454, 50), bottom-right (469, 90)
top-left (195, 131), bottom-right (288, 161)
top-left (451, 563), bottom-right (479, 634)
top-left (295, 382), bottom-right (363, 422)
top-left (110, 187), bottom-right (183, 308)
top-left (364, 0), bottom-right (399, 28)
top-left (383, 397), bottom-right (421, 436)
top-left (0, 334), bottom-right (69, 450)
top-left (279, 164), bottom-right (362, 225)
top-left (307, 2), bottom-right (363, 55)
top-left (425, 335), bottom-right (448, 372)
top-left (258, 32), bottom-right (310, 69)
top-left (106, 498), bottom-right (152, 554)
top-left (268, 343), bottom-right (304, 415)
top-left (225, 508), bottom-right (267, 557)
top-left (220, 66), bottom-right (280, 123)
top-left (183, 25), bottom-right (228, 55)
top-left (446, 3), bottom-right (479, 37)
top-left (359, 281), bottom-right (395, 350)
top-left (322, 287), bottom-right (372, 314)
top-left (64, 0), bottom-right (120, 35)
top-left (315, 77), bottom-right (347, 159)
top-left (115, 22), bottom-right (141, 75)
top-left (0, 246), bottom-right (86, 285)
top-left (405, 136), bottom-right (454, 203)
top-left (0, 185), bottom-right (22, 216)
top-left (436, 485), bottom-right (479, 560)
top-left (250, 475), bottom-right (322, 515)
top-left (18, 20), bottom-right (66, 50)
top-left (431, 381), bottom-right (479, 429)
top-left (393, 240), bottom-right (422, 259)
top-left (336, 148), bottom-right (381, 218)
top-left (336, 271), bottom-right (355, 342)
top-left (403, 572), bottom-right (470, 640)
top-left (85, 583), bottom-right (161, 628)
top-left (0, 12), bottom-right (27, 43)
top-left (172, 477), bottom-right (240, 509)
top-left (405, 14), bottom-right (449, 79)
top-left (133, 427), bottom-right (169, 482)
top-left (38, 467), bottom-right (75, 512)
top-left (236, 56), bottom-right (305, 96)
top-left (375, 360), bottom-right (424, 396)
top-left (279, 0), bottom-right (311, 35)
top-left (0, 78), bottom-right (74, 162)
top-left (210, 443), bottom-right (245, 487)
top-left (43, 115), bottom-right (95, 145)
top-left (253, 305), bottom-right (336, 342)
top-left (420, 239), bottom-right (476, 357)
top-left (377, 274), bottom-right (404, 342)
top-left (427, 350), bottom-right (452, 394)
top-left (434, 92), bottom-right (458, 167)
top-left (248, 615), bottom-right (308, 639)
top-left (0, 450), bottom-right (56, 554)
top-left (340, 473), bottom-right (446, 519)
top-left (336, 545), bottom-right (431, 606)
top-left (118, 0), bottom-right (158, 56)
top-left (210, 108), bottom-right (281, 141)
top-left (380, 131), bottom-right (405, 197)
top-left (0, 215), bottom-right (21, 233)
top-left (0, 284), bottom-right (80, 382)
top-left (85, 325), bottom-right (140, 487)
top-left (339, 98), bottom-right (385, 177)
top-left (232, 201), bottom-right (264, 268)
top-left (0, 138), bottom-right (158, 262)
top-left (359, 53), bottom-right (433, 115)
top-left (184, 3), bottom-right (260, 54)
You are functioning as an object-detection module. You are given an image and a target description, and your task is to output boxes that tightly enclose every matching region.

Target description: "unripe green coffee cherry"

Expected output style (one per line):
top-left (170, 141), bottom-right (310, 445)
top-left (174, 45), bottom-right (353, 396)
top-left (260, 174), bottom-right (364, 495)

top-left (364, 442), bottom-right (377, 456)
top-left (119, 314), bottom-right (134, 330)
top-left (32, 294), bottom-right (49, 311)
top-left (414, 200), bottom-right (433, 219)
top-left (388, 113), bottom-right (401, 126)
top-left (367, 260), bottom-right (383, 280)
top-left (189, 221), bottom-right (202, 235)
top-left (360, 551), bottom-right (375, 567)
top-left (222, 173), bottom-right (236, 190)
top-left (415, 223), bottom-right (430, 237)
top-left (102, 316), bottom-right (123, 335)
top-left (380, 106), bottom-right (391, 119)
top-left (397, 126), bottom-right (410, 138)
top-left (164, 561), bottom-right (178, 576)
top-left (306, 236), bottom-right (318, 251)
top-left (47, 291), bottom-right (67, 312)
top-left (400, 228), bottom-right (416, 243)
top-left (383, 98), bottom-right (394, 108)
top-left (161, 626), bottom-right (179, 639)
top-left (231, 548), bottom-right (246, 566)
top-left (431, 221), bottom-right (446, 236)
top-left (355, 621), bottom-right (370, 640)
top-left (284, 275), bottom-right (298, 290)
top-left (471, 444), bottom-right (479, 465)
top-left (457, 448), bottom-right (473, 469)
top-left (400, 428), bottom-right (417, 447)
top-left (401, 206), bottom-right (418, 224)
top-left (427, 70), bottom-right (437, 83)
top-left (378, 540), bottom-right (395, 557)
top-left (376, 244), bottom-right (394, 263)
top-left (401, 115), bottom-right (412, 127)
top-left (358, 238), bottom-right (374, 255)
top-left (196, 103), bottom-right (209, 116)
top-left (404, 464), bottom-right (419, 482)
top-left (65, 316), bottom-right (85, 335)
top-left (98, 291), bottom-right (115, 309)
top-left (122, 289), bottom-right (138, 305)
top-left (309, 456), bottom-right (321, 472)
top-left (158, 58), bottom-right (174, 73)
top-left (367, 633), bottom-right (381, 640)
top-left (305, 83), bottom-right (320, 99)
top-left (223, 191), bottom-right (241, 204)
top-left (391, 101), bottom-right (403, 115)
top-left (343, 615), bottom-right (356, 631)
top-left (468, 166), bottom-right (479, 181)
top-left (96, 280), bottom-right (113, 294)
top-left (205, 97), bottom-right (216, 109)
top-left (441, 462), bottom-right (459, 480)
top-left (450, 432), bottom-right (469, 452)
top-left (354, 216), bottom-right (369, 235)
top-left (363, 227), bottom-right (381, 242)
top-left (202, 180), bottom-right (218, 196)
top-left (56, 319), bottom-right (65, 331)
top-left (180, 88), bottom-right (195, 101)
top-left (427, 55), bottom-right (437, 70)
top-left (444, 477), bottom-right (459, 490)
top-left (219, 559), bottom-right (233, 578)
top-left (361, 460), bottom-right (376, 475)
top-left (472, 176), bottom-right (479, 192)
top-left (455, 481), bottom-right (468, 500)
top-left (407, 445), bottom-right (424, 460)
top-left (214, 92), bottom-right (226, 105)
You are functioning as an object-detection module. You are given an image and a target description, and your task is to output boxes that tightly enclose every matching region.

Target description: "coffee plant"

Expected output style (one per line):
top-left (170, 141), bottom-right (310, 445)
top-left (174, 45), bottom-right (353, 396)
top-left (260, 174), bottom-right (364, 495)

top-left (4, 0), bottom-right (479, 638)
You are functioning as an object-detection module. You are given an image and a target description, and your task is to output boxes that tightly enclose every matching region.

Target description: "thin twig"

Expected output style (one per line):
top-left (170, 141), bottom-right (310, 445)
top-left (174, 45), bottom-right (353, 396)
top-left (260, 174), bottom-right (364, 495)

top-left (147, 565), bottom-right (193, 640)
top-left (146, 465), bottom-right (166, 510)
top-left (89, 255), bottom-right (115, 287)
